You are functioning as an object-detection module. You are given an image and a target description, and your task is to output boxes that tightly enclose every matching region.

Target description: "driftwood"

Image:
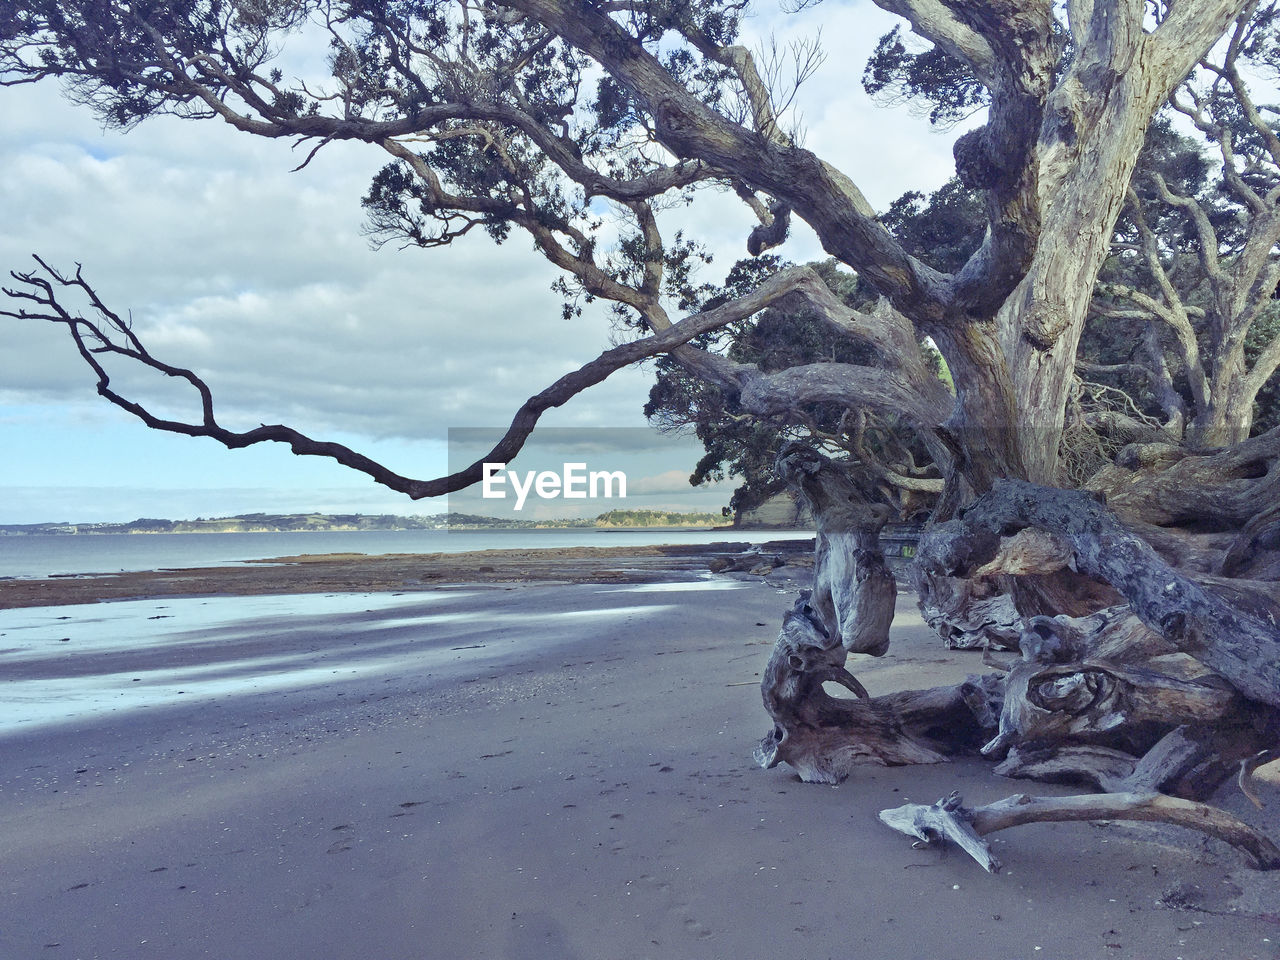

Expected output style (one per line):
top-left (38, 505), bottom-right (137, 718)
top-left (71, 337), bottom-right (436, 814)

top-left (879, 790), bottom-right (1280, 872)
top-left (759, 470), bottom-right (1280, 872)
top-left (993, 724), bottom-right (1275, 800)
top-left (1239, 748), bottom-right (1280, 810)
top-left (907, 481), bottom-right (1280, 803)
top-left (878, 791), bottom-right (1002, 872)
top-left (916, 573), bottom-right (1024, 650)
top-left (776, 445), bottom-right (896, 656)
top-left (915, 479), bottom-right (1280, 707)
top-left (982, 651), bottom-right (1246, 758)
top-left (755, 597), bottom-right (998, 782)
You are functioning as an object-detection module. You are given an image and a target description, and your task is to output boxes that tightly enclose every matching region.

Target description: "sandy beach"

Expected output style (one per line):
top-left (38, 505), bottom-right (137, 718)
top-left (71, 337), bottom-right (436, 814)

top-left (0, 541), bottom-right (805, 609)
top-left (2, 553), bottom-right (1278, 960)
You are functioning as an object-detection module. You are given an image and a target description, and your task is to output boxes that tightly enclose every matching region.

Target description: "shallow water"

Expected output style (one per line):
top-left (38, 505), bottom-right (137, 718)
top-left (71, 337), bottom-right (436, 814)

top-left (0, 583), bottom-right (716, 734)
top-left (595, 579), bottom-right (753, 593)
top-left (0, 528), bottom-right (812, 579)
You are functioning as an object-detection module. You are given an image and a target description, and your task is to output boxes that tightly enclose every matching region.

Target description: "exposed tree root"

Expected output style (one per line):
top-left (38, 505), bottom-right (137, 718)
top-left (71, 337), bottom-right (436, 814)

top-left (879, 790), bottom-right (1280, 873)
top-left (754, 597), bottom-right (997, 782)
top-left (915, 479), bottom-right (1280, 707)
top-left (759, 456), bottom-right (1280, 872)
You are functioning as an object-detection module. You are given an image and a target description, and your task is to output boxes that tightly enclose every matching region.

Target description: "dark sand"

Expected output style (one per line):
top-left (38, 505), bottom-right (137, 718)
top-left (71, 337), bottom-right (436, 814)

top-left (0, 541), bottom-right (801, 609)
top-left (1, 555), bottom-right (1278, 960)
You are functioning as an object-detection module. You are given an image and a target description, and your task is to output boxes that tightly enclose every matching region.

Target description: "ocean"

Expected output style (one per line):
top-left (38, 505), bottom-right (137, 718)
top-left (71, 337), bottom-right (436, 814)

top-left (0, 527), bottom-right (813, 580)
top-left (0, 532), bottom-right (780, 736)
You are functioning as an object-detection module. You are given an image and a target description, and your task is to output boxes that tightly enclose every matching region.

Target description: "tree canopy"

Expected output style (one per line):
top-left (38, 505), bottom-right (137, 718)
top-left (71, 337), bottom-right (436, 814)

top-left (5, 0), bottom-right (1280, 870)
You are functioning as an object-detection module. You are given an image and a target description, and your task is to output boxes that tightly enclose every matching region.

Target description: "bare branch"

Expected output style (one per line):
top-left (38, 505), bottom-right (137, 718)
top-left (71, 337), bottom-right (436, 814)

top-left (502, 0), bottom-right (948, 319)
top-left (1097, 274), bottom-right (1211, 413)
top-left (1147, 177), bottom-right (1224, 284)
top-left (881, 789), bottom-right (1280, 873)
top-left (0, 259), bottom-right (819, 500)
top-left (868, 0), bottom-right (1000, 88)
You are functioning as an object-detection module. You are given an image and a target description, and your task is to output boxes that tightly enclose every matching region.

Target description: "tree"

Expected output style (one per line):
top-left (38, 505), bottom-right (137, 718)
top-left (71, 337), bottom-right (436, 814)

top-left (644, 256), bottom-right (945, 520)
top-left (4, 0), bottom-right (1280, 869)
top-left (1086, 20), bottom-right (1280, 451)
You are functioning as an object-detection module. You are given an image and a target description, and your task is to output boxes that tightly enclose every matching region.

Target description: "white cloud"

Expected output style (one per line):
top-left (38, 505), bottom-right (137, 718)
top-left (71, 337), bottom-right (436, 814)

top-left (0, 1), bottom-right (967, 521)
top-left (628, 468), bottom-right (713, 496)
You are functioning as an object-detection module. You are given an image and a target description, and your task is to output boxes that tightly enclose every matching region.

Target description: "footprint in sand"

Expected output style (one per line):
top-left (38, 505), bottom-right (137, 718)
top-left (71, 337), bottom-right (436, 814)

top-left (634, 873), bottom-right (712, 940)
top-left (637, 873), bottom-right (671, 894)
top-left (683, 918), bottom-right (713, 940)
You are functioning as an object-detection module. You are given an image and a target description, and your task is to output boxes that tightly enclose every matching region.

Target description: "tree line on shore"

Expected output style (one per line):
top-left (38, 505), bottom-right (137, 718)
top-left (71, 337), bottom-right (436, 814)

top-left (0, 509), bottom-right (734, 536)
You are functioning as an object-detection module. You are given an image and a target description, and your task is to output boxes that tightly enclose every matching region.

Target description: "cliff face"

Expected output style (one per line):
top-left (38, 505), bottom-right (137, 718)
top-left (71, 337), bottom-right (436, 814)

top-left (734, 492), bottom-right (813, 529)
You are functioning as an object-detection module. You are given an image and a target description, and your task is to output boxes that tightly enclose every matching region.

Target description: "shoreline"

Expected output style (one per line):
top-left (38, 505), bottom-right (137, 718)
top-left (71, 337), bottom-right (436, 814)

top-left (2, 580), bottom-right (1277, 958)
top-left (0, 527), bottom-right (747, 542)
top-left (0, 540), bottom-right (815, 609)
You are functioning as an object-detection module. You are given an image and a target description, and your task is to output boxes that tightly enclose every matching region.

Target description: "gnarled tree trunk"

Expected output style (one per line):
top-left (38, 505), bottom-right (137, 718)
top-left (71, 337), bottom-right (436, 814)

top-left (760, 465), bottom-right (1279, 867)
top-left (775, 444), bottom-right (897, 656)
top-left (757, 447), bottom-right (1001, 782)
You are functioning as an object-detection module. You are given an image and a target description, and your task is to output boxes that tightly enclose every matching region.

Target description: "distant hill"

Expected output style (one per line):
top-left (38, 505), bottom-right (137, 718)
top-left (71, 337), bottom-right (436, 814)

top-left (0, 510), bottom-right (732, 536)
top-left (593, 509), bottom-right (728, 528)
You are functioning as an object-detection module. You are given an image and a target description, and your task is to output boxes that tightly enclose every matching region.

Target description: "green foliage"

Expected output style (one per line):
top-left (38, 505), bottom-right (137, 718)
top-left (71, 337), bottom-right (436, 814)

top-left (5, 0), bottom-right (738, 321)
top-left (1248, 302), bottom-right (1280, 435)
top-left (11, 0), bottom-right (1280, 502)
top-left (1089, 107), bottom-right (1280, 433)
top-left (643, 171), bottom-right (981, 517)
top-left (879, 177), bottom-right (985, 274)
top-left (861, 25), bottom-right (985, 126)
top-left (645, 258), bottom-right (937, 516)
top-left (593, 508), bottom-right (726, 526)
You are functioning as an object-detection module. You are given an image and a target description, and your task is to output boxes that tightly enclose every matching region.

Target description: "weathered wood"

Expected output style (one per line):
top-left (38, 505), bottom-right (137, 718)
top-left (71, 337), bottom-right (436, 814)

top-left (916, 479), bottom-right (1280, 707)
top-left (1239, 748), bottom-right (1280, 810)
top-left (756, 597), bottom-right (997, 782)
top-left (993, 723), bottom-right (1276, 801)
top-left (1114, 725), bottom-right (1274, 800)
top-left (1060, 607), bottom-right (1174, 663)
top-left (993, 743), bottom-right (1139, 789)
top-left (879, 791), bottom-right (1280, 872)
top-left (914, 572), bottom-right (1024, 650)
top-left (776, 445), bottom-right (897, 656)
top-left (878, 791), bottom-right (1001, 872)
top-left (964, 606), bottom-right (1277, 801)
top-left (1221, 502), bottom-right (1280, 577)
top-left (814, 539), bottom-right (896, 657)
top-left (1088, 429), bottom-right (1280, 533)
top-left (973, 528), bottom-right (1074, 578)
top-left (983, 657), bottom-right (1246, 759)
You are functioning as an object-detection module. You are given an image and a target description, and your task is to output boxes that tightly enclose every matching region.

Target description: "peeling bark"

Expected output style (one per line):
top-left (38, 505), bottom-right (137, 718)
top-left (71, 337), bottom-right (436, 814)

top-left (916, 479), bottom-right (1280, 707)
top-left (755, 596), bottom-right (998, 783)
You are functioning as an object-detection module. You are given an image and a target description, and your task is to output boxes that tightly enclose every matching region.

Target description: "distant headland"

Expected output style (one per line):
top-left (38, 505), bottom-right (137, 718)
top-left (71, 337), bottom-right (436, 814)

top-left (0, 508), bottom-right (734, 536)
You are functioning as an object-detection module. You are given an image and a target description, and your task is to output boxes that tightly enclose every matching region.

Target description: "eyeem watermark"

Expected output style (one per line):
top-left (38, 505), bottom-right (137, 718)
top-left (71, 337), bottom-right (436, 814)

top-left (482, 462), bottom-right (627, 511)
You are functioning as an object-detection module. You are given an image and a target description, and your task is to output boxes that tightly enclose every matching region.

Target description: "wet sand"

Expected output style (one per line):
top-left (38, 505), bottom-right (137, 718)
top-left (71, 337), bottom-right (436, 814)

top-left (0, 541), bottom-right (806, 609)
top-left (1, 565), bottom-right (1278, 959)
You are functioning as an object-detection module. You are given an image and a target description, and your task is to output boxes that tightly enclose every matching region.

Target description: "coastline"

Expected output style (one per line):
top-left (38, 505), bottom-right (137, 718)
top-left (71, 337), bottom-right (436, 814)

top-left (2, 562), bottom-right (1278, 958)
top-left (0, 540), bottom-right (813, 609)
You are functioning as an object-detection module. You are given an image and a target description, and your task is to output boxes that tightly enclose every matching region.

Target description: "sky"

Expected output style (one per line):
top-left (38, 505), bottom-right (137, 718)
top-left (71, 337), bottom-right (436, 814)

top-left (0, 0), bottom-right (963, 524)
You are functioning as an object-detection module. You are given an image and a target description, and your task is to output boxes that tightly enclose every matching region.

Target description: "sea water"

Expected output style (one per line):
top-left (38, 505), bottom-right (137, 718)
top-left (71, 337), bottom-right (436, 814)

top-left (0, 527), bottom-right (812, 579)
top-left (0, 580), bottom-right (754, 734)
top-left (0, 528), bottom-right (790, 734)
